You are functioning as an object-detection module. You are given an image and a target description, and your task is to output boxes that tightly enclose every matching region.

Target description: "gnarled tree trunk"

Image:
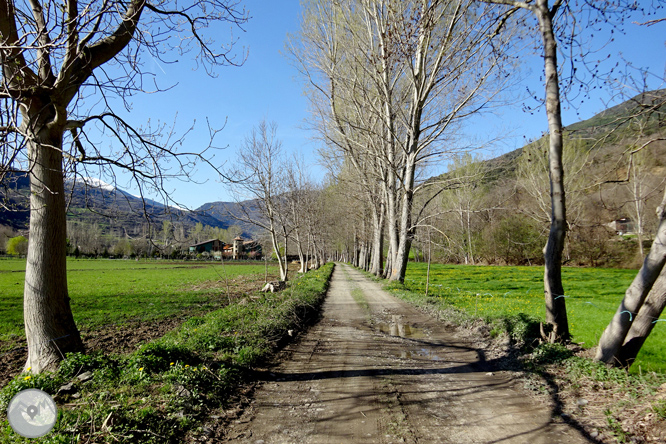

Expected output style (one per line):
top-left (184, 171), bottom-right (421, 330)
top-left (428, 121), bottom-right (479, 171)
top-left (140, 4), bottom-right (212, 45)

top-left (616, 271), bottom-right (666, 368)
top-left (596, 189), bottom-right (666, 365)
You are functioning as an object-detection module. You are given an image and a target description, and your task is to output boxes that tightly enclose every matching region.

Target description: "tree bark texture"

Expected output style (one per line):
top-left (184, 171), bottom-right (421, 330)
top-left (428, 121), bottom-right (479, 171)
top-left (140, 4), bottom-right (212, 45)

top-left (370, 206), bottom-right (385, 276)
top-left (386, 178), bottom-right (401, 280)
top-left (24, 122), bottom-right (84, 372)
top-left (596, 190), bottom-right (666, 365)
top-left (536, 0), bottom-right (570, 342)
top-left (282, 229), bottom-right (289, 282)
top-left (389, 156), bottom-right (416, 282)
top-left (384, 243), bottom-right (393, 280)
top-left (270, 223), bottom-right (287, 282)
top-left (616, 270), bottom-right (666, 368)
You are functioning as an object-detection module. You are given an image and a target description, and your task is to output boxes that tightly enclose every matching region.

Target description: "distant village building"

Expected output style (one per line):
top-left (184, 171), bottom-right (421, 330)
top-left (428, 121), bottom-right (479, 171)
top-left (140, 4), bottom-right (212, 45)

top-left (188, 237), bottom-right (261, 260)
top-left (233, 236), bottom-right (243, 260)
top-left (229, 236), bottom-right (262, 260)
top-left (607, 217), bottom-right (635, 236)
top-left (189, 239), bottom-right (224, 258)
top-left (221, 243), bottom-right (234, 258)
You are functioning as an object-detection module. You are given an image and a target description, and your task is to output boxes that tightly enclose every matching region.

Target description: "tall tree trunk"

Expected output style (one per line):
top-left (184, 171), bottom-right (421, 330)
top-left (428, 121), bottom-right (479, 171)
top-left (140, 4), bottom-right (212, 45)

top-left (596, 189), bottom-right (666, 364)
top-left (283, 228), bottom-right (289, 282)
top-left (308, 240), bottom-right (316, 270)
top-left (537, 1), bottom-right (570, 342)
top-left (269, 224), bottom-right (286, 281)
top-left (24, 124), bottom-right (83, 373)
top-left (459, 210), bottom-right (468, 264)
top-left (385, 130), bottom-right (400, 280)
top-left (296, 232), bottom-right (306, 273)
top-left (633, 159), bottom-right (646, 260)
top-left (313, 243), bottom-right (320, 269)
top-left (389, 154), bottom-right (416, 282)
top-left (370, 205), bottom-right (385, 276)
top-left (466, 209), bottom-right (475, 265)
top-left (358, 242), bottom-right (365, 270)
top-left (425, 227), bottom-right (432, 297)
top-left (352, 231), bottom-right (358, 267)
top-left (386, 191), bottom-right (399, 278)
top-left (384, 243), bottom-right (393, 279)
top-left (304, 236), bottom-right (311, 271)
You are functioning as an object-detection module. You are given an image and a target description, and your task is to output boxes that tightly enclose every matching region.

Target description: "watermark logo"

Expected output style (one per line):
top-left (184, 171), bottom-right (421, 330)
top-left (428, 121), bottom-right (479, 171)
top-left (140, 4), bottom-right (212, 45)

top-left (7, 389), bottom-right (57, 438)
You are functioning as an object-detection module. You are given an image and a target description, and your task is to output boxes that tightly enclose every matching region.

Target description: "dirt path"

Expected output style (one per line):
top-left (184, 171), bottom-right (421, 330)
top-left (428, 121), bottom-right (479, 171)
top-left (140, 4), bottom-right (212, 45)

top-left (221, 263), bottom-right (592, 443)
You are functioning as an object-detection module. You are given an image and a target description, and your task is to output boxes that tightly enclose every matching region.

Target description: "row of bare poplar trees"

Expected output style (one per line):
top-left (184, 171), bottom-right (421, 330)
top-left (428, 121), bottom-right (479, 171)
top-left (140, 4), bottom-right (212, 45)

top-left (287, 0), bottom-right (666, 369)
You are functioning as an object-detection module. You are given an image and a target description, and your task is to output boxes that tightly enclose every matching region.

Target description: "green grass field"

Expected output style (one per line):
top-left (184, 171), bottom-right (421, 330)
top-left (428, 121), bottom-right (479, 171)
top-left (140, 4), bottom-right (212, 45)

top-left (0, 263), bottom-right (334, 443)
top-left (400, 263), bottom-right (665, 373)
top-left (0, 258), bottom-right (277, 343)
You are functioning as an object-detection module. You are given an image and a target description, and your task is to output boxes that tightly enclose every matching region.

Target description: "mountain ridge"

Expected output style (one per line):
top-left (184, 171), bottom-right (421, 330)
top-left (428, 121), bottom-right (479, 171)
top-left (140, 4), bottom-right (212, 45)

top-left (2, 89), bottom-right (664, 239)
top-left (0, 174), bottom-right (261, 237)
top-left (475, 88), bottom-right (666, 183)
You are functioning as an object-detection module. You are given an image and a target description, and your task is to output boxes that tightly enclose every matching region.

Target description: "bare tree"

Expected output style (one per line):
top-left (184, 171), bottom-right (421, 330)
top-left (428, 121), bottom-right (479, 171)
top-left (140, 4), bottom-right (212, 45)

top-left (287, 0), bottom-right (390, 277)
top-left (284, 155), bottom-right (326, 274)
top-left (230, 120), bottom-right (289, 281)
top-left (623, 129), bottom-right (665, 260)
top-left (291, 0), bottom-right (515, 282)
top-left (360, 0), bottom-right (515, 283)
top-left (482, 0), bottom-right (647, 342)
top-left (314, 159), bottom-right (366, 266)
top-left (485, 0), bottom-right (573, 341)
top-left (442, 153), bottom-right (489, 265)
top-left (517, 136), bottom-right (591, 231)
top-left (1, 0), bottom-right (248, 372)
top-left (482, 0), bottom-right (573, 340)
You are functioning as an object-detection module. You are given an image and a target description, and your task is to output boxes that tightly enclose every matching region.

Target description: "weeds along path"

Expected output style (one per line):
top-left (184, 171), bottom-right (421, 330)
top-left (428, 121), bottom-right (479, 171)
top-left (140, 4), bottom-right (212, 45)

top-left (220, 263), bottom-right (589, 443)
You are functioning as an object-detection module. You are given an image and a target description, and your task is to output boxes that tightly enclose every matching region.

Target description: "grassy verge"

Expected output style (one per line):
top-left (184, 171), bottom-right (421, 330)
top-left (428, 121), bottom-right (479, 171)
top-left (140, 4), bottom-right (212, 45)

top-left (0, 263), bottom-right (334, 443)
top-left (525, 352), bottom-right (666, 443)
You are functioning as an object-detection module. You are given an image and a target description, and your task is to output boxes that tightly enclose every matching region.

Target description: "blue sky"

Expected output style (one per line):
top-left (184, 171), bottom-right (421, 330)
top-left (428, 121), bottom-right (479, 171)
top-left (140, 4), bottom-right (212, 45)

top-left (116, 1), bottom-right (666, 209)
top-left (117, 0), bottom-right (309, 208)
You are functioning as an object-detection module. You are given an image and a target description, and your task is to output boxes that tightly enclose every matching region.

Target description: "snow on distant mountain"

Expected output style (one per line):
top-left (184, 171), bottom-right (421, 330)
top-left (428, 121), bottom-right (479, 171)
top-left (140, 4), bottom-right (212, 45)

top-left (70, 177), bottom-right (188, 214)
top-left (78, 177), bottom-right (116, 193)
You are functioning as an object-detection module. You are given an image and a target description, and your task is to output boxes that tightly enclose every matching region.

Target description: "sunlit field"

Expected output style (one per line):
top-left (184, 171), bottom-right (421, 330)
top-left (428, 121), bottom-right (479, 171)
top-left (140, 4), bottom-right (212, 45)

top-left (402, 263), bottom-right (665, 373)
top-left (0, 258), bottom-right (277, 342)
top-left (0, 261), bottom-right (334, 442)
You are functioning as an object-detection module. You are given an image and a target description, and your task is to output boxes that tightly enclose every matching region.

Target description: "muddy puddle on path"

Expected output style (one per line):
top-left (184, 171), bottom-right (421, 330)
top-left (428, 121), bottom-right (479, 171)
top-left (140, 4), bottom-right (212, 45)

top-left (375, 315), bottom-right (447, 362)
top-left (376, 315), bottom-right (427, 339)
